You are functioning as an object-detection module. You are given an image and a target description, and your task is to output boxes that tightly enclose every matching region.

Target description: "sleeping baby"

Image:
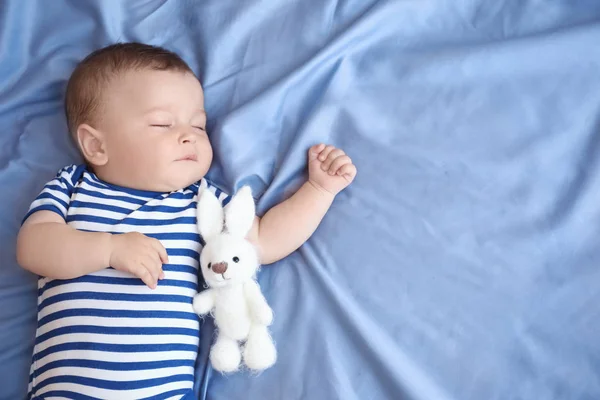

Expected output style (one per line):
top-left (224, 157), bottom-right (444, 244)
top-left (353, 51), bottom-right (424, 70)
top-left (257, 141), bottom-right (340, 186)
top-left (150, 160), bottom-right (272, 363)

top-left (16, 42), bottom-right (357, 399)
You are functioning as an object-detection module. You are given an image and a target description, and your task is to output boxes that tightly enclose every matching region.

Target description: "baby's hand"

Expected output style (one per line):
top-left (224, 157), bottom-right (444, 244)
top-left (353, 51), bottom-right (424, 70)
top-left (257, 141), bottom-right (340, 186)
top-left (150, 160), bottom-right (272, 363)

top-left (308, 144), bottom-right (357, 195)
top-left (108, 232), bottom-right (169, 289)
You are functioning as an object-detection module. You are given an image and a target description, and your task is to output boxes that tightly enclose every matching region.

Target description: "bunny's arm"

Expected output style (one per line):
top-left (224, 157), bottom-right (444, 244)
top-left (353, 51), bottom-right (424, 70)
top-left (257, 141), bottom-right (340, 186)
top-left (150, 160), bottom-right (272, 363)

top-left (244, 280), bottom-right (273, 326)
top-left (193, 289), bottom-right (215, 316)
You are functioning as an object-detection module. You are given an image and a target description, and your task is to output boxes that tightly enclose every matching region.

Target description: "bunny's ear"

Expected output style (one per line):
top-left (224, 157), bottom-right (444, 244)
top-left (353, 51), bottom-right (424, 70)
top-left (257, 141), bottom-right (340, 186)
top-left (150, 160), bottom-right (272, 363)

top-left (224, 186), bottom-right (255, 237)
top-left (197, 187), bottom-right (224, 241)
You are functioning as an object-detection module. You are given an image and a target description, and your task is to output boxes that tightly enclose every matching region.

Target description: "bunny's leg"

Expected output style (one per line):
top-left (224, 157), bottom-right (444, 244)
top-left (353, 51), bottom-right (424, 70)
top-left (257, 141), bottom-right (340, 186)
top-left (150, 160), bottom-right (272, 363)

top-left (243, 324), bottom-right (277, 372)
top-left (210, 332), bottom-right (241, 373)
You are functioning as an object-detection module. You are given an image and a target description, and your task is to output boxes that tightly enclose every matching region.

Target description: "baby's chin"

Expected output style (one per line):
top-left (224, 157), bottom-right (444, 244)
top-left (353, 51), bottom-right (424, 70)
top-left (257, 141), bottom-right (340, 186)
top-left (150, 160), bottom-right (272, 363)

top-left (161, 157), bottom-right (208, 185)
top-left (134, 165), bottom-right (208, 193)
top-left (162, 170), bottom-right (207, 192)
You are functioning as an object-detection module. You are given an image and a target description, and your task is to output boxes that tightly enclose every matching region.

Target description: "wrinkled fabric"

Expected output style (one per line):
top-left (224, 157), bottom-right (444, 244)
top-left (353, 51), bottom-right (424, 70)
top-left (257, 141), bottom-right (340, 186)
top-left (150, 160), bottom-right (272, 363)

top-left (1, 1), bottom-right (600, 399)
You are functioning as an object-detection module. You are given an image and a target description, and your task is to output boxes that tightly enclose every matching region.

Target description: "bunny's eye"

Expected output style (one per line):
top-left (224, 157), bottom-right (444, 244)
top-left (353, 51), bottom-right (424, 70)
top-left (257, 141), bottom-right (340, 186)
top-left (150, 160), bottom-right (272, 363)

top-left (207, 262), bottom-right (212, 269)
top-left (232, 257), bottom-right (240, 263)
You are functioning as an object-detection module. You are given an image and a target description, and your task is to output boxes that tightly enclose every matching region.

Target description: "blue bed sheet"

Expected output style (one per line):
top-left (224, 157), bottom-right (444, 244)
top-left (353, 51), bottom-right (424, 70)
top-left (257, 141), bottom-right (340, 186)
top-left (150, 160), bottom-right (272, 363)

top-left (2, 0), bottom-right (600, 399)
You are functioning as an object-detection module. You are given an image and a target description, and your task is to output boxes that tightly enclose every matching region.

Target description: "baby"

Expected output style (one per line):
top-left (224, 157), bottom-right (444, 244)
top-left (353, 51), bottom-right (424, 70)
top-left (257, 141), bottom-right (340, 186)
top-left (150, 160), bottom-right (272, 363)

top-left (17, 43), bottom-right (356, 399)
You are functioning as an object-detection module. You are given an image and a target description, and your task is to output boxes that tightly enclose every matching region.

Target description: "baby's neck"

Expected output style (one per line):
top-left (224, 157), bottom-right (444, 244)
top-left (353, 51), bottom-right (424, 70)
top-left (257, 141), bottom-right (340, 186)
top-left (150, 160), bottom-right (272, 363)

top-left (91, 165), bottom-right (201, 194)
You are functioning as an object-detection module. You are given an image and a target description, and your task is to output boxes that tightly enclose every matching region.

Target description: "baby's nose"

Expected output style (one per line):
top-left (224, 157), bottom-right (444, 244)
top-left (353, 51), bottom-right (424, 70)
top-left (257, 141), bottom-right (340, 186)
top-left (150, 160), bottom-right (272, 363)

top-left (181, 135), bottom-right (196, 144)
top-left (212, 262), bottom-right (228, 274)
top-left (180, 130), bottom-right (197, 144)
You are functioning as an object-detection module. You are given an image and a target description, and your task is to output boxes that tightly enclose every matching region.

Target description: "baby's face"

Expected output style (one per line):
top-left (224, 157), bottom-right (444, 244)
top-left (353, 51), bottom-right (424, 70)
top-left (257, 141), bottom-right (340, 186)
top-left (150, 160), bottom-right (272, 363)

top-left (95, 69), bottom-right (212, 192)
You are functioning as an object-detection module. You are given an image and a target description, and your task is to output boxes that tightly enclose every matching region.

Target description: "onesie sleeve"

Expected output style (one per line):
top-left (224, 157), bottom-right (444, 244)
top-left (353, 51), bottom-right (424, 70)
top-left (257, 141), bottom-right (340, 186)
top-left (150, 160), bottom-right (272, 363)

top-left (22, 164), bottom-right (84, 223)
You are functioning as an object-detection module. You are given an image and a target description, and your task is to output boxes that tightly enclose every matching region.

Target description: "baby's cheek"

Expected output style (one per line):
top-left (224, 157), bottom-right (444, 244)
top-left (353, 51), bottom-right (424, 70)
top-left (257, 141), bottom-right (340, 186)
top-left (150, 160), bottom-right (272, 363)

top-left (133, 138), bottom-right (165, 163)
top-left (198, 141), bottom-right (213, 162)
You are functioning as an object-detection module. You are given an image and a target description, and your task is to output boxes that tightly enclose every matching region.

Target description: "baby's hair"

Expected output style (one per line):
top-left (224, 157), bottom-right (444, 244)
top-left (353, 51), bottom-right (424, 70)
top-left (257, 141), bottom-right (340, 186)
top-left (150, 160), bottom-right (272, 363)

top-left (64, 42), bottom-right (195, 138)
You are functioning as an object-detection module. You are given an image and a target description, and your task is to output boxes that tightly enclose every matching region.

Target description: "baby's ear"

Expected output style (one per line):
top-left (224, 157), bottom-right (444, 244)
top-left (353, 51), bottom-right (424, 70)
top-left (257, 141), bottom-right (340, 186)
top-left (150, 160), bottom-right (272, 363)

top-left (77, 124), bottom-right (108, 166)
top-left (197, 187), bottom-right (224, 240)
top-left (224, 186), bottom-right (255, 237)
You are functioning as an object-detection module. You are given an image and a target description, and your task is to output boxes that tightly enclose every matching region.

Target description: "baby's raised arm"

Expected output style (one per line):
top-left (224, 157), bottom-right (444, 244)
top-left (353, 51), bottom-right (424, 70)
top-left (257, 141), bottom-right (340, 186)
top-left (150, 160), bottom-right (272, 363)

top-left (248, 144), bottom-right (357, 264)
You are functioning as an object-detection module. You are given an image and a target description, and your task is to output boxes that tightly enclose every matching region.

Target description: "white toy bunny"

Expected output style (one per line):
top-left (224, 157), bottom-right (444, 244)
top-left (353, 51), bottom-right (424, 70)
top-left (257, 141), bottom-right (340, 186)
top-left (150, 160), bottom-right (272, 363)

top-left (193, 185), bottom-right (277, 373)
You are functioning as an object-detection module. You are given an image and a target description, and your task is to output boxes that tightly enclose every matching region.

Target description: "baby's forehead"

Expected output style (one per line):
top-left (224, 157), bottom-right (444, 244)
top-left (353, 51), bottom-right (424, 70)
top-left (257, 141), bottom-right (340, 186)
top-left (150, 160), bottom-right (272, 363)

top-left (96, 69), bottom-right (204, 114)
top-left (66, 43), bottom-right (199, 133)
top-left (108, 67), bottom-right (201, 89)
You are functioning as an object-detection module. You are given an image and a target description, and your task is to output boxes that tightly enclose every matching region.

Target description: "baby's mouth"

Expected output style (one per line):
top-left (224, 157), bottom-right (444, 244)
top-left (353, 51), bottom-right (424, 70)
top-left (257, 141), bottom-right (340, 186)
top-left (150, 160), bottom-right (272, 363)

top-left (177, 154), bottom-right (198, 162)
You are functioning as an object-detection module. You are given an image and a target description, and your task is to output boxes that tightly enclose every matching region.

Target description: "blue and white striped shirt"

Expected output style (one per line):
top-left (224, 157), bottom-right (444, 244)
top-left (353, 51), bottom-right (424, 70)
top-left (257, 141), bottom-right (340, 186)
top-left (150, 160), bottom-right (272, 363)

top-left (25, 164), bottom-right (230, 400)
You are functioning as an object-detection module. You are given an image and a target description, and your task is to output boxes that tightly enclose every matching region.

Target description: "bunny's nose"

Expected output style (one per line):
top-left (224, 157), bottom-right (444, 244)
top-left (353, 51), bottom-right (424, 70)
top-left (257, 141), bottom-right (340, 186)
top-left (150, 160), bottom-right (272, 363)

top-left (212, 262), bottom-right (228, 274)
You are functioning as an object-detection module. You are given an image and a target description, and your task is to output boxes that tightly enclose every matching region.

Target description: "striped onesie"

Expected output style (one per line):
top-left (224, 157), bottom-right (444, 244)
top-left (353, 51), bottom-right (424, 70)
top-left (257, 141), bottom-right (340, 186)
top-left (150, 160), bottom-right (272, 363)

top-left (25, 164), bottom-right (230, 399)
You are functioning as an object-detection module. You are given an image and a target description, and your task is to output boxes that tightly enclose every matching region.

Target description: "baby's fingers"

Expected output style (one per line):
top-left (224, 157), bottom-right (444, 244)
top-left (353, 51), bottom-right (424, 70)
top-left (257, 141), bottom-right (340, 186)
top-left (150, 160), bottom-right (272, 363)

top-left (143, 255), bottom-right (163, 285)
top-left (150, 238), bottom-right (169, 264)
top-left (337, 163), bottom-right (357, 180)
top-left (135, 265), bottom-right (157, 289)
top-left (328, 155), bottom-right (352, 175)
top-left (309, 144), bottom-right (326, 161)
top-left (317, 145), bottom-right (336, 162)
top-left (321, 149), bottom-right (345, 171)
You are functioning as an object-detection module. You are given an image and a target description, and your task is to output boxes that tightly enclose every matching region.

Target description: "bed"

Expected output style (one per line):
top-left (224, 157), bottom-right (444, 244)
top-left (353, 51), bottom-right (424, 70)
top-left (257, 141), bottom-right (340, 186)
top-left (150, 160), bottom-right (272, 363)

top-left (2, 0), bottom-right (600, 399)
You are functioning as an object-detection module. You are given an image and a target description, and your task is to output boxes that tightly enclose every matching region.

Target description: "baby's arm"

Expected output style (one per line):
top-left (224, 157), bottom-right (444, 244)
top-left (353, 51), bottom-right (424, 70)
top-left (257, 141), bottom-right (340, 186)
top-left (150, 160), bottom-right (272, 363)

top-left (18, 211), bottom-right (113, 279)
top-left (248, 144), bottom-right (357, 264)
top-left (17, 211), bottom-right (168, 288)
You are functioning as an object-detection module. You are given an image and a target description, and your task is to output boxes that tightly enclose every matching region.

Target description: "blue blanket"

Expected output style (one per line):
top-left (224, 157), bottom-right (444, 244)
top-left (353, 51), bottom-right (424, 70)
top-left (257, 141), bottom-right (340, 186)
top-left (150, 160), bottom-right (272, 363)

top-left (2, 0), bottom-right (600, 399)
